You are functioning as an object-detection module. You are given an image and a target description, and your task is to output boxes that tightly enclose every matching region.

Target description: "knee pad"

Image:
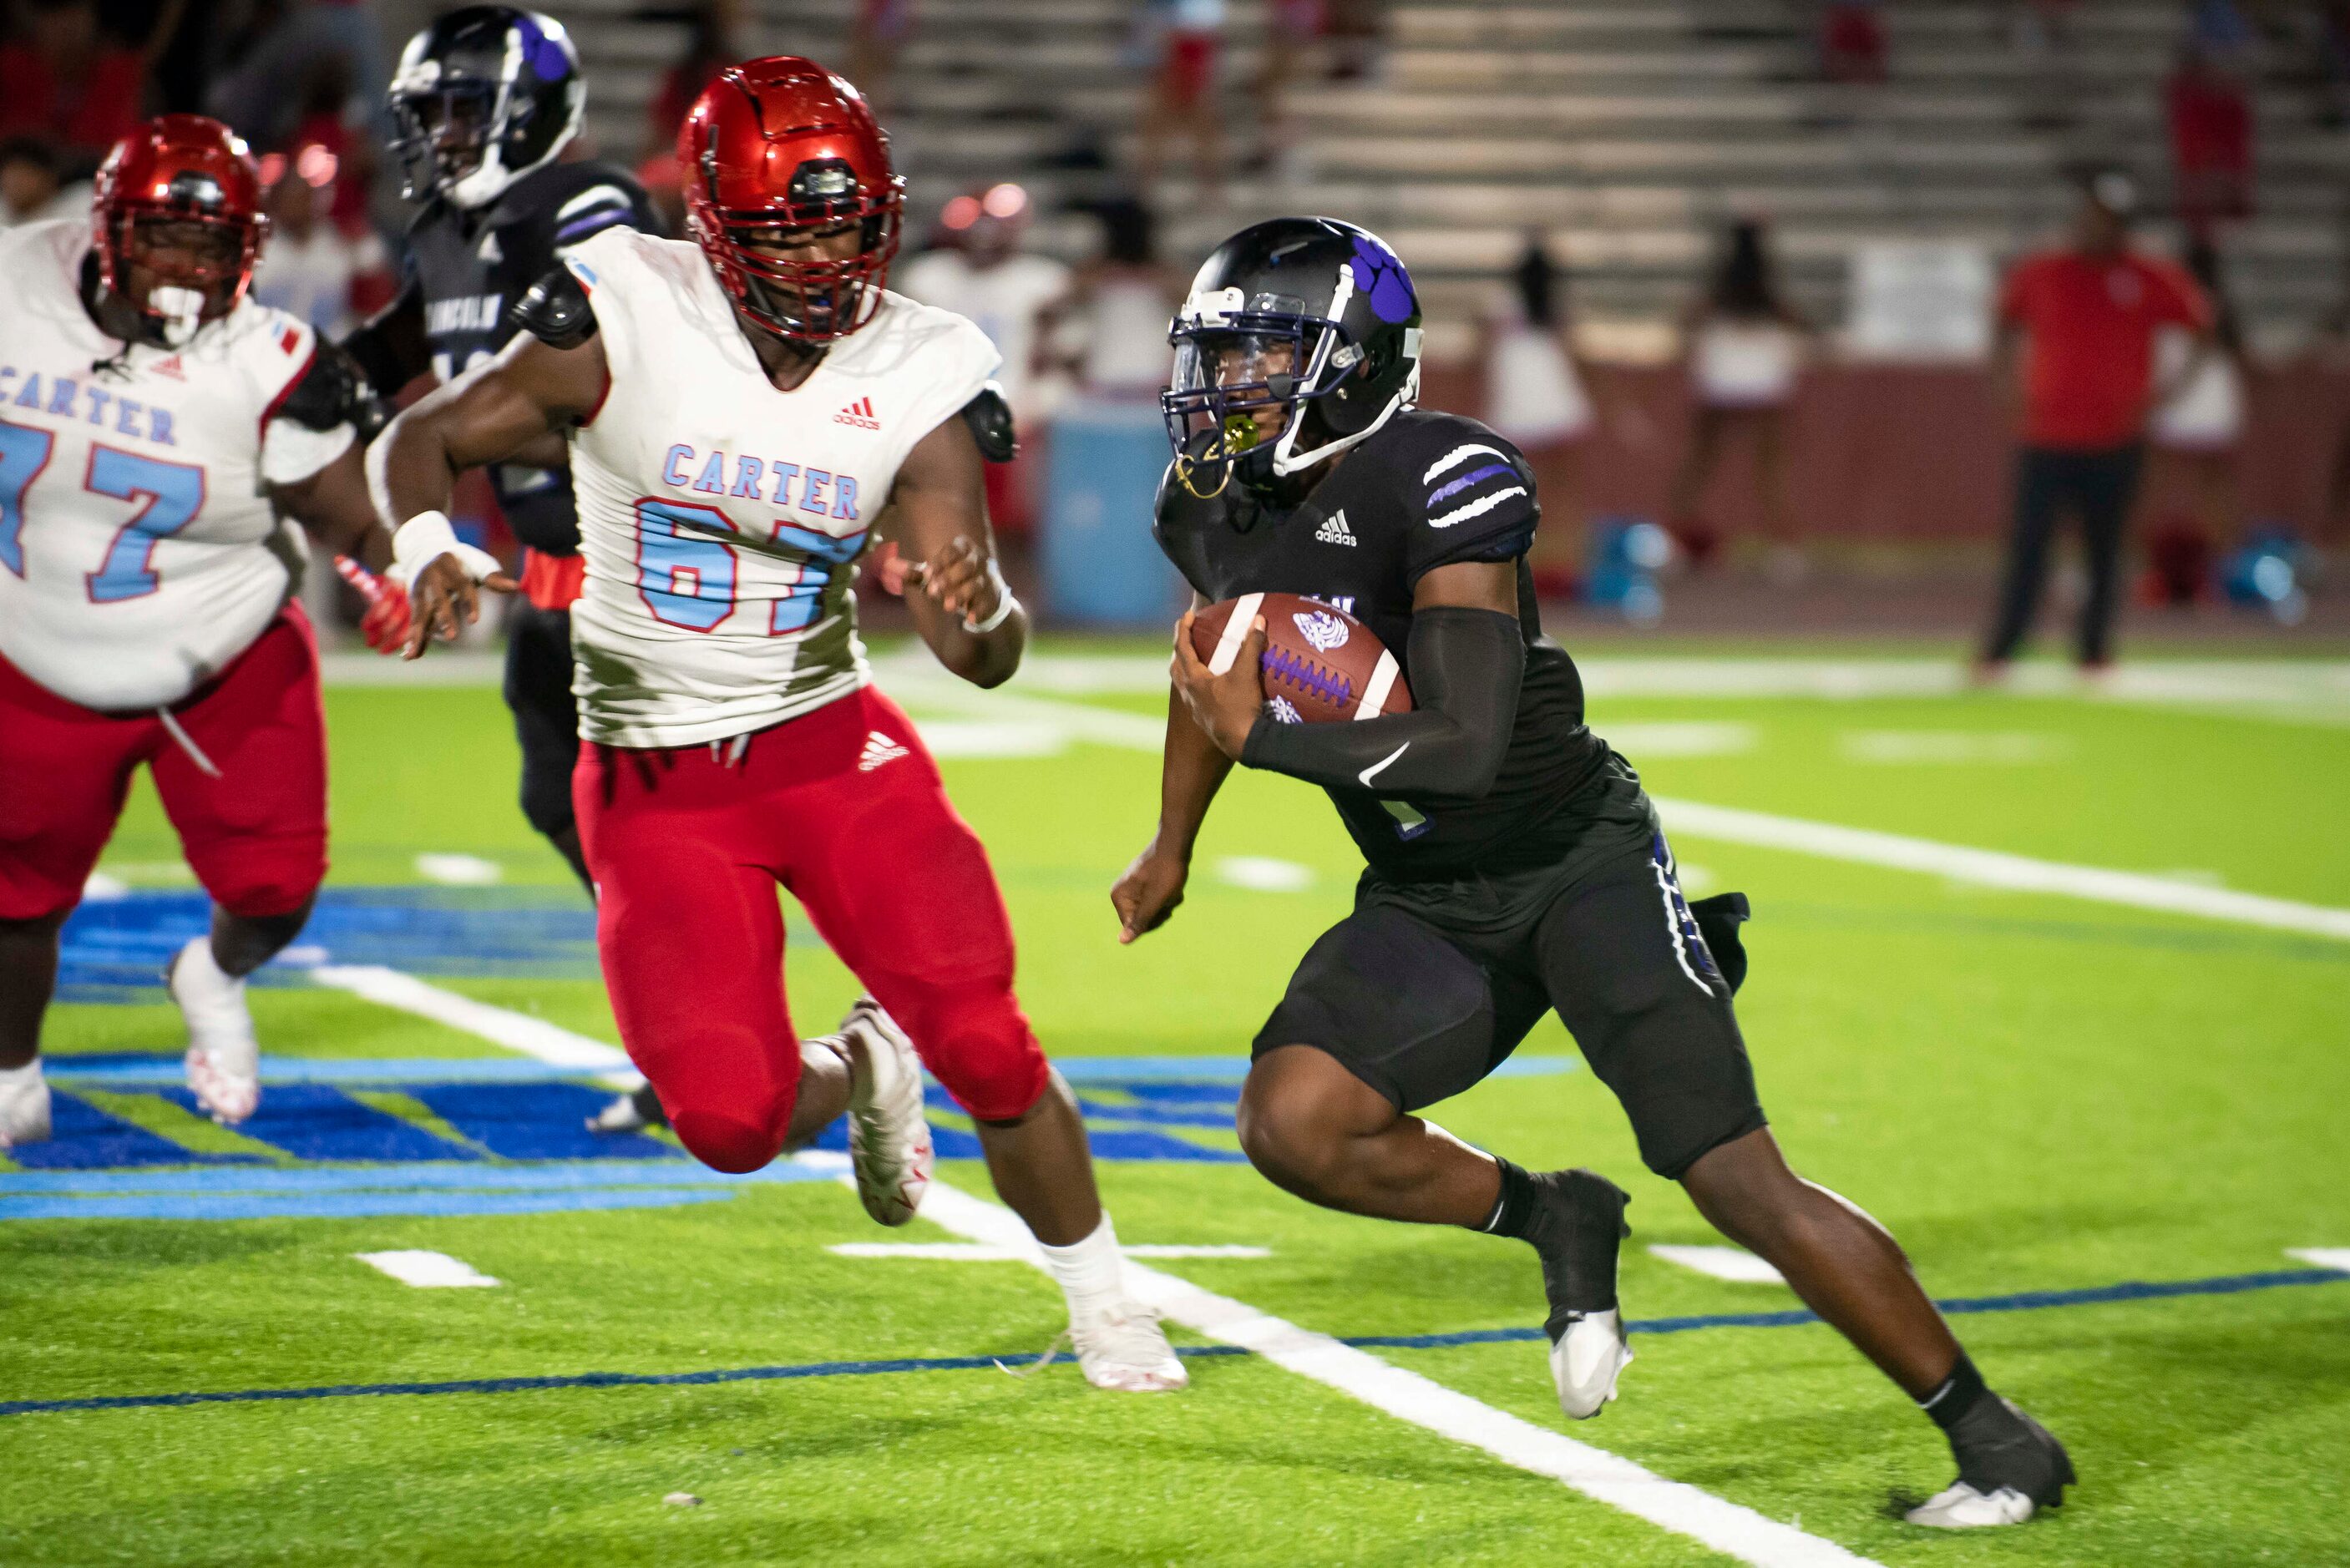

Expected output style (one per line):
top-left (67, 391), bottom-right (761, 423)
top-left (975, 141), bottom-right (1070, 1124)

top-left (904, 986), bottom-right (1047, 1123)
top-left (669, 1107), bottom-right (788, 1175)
top-left (198, 838), bottom-right (325, 921)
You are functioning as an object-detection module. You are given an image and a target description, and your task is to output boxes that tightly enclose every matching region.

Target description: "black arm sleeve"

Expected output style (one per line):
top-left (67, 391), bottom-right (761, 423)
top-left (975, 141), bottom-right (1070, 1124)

top-left (1240, 607), bottom-right (1523, 802)
top-left (339, 281), bottom-right (428, 396)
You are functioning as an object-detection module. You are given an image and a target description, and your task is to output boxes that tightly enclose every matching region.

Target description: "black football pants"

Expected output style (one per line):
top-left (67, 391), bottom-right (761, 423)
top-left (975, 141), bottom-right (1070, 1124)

top-left (1983, 443), bottom-right (2144, 666)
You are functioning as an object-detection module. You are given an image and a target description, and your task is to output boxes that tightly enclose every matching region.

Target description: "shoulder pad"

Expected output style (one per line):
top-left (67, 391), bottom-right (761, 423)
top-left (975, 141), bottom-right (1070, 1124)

top-left (276, 340), bottom-right (388, 439)
top-left (960, 382), bottom-right (1017, 463)
top-left (512, 267), bottom-right (599, 351)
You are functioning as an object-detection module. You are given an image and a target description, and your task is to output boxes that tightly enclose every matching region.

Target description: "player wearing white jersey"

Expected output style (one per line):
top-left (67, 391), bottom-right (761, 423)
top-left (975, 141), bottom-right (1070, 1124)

top-left (373, 58), bottom-right (1184, 1393)
top-left (0, 118), bottom-right (438, 1154)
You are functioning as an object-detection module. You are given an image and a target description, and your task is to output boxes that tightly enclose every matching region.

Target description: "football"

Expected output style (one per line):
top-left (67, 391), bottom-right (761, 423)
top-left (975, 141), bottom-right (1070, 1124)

top-left (1189, 593), bottom-right (1414, 724)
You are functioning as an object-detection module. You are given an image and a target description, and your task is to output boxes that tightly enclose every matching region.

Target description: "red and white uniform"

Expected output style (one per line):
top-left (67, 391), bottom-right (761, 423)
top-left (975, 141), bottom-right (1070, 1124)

top-left (0, 219), bottom-right (344, 922)
top-left (555, 227), bottom-right (1048, 1172)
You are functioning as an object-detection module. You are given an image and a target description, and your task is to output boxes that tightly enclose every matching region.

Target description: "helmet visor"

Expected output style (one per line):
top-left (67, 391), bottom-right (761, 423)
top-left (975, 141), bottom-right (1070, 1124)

top-left (1162, 298), bottom-right (1349, 492)
top-left (392, 83), bottom-right (496, 195)
top-left (707, 200), bottom-right (901, 343)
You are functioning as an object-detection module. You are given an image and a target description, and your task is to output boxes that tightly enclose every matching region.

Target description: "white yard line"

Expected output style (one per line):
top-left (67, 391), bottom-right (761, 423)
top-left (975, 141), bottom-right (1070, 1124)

top-left (808, 1156), bottom-right (1879, 1568)
top-left (2287, 1248), bottom-right (2350, 1273)
top-left (1648, 1244), bottom-right (1790, 1287)
top-left (353, 1249), bottom-right (500, 1287)
top-left (308, 965), bottom-right (640, 1085)
top-left (827, 1242), bottom-right (1272, 1261)
top-left (1650, 797), bottom-right (2350, 942)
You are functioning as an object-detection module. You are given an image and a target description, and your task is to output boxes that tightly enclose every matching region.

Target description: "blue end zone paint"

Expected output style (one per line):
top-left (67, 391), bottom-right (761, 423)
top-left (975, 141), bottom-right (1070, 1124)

top-left (4, 1095), bottom-right (266, 1171)
top-left (0, 1158), bottom-right (831, 1196)
top-left (58, 888), bottom-right (605, 1001)
top-left (6, 1268), bottom-right (2340, 1420)
top-left (408, 1082), bottom-right (674, 1162)
top-left (0, 1186), bottom-right (741, 1222)
top-left (158, 1085), bottom-right (482, 1165)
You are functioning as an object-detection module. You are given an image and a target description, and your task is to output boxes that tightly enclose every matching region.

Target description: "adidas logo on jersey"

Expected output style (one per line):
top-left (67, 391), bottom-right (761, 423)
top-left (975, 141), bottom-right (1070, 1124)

top-left (835, 397), bottom-right (880, 430)
top-left (151, 355), bottom-right (185, 380)
top-left (1314, 509), bottom-right (1357, 547)
top-left (858, 731), bottom-right (909, 771)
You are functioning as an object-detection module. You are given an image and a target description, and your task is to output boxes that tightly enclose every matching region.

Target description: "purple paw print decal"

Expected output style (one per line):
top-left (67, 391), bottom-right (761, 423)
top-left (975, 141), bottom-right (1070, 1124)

top-left (519, 18), bottom-right (571, 79)
top-left (1349, 236), bottom-right (1416, 325)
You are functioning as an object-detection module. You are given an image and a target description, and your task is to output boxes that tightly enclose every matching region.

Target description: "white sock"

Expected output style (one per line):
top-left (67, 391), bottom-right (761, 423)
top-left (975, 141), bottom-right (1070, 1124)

top-left (176, 935), bottom-right (240, 990)
top-left (1037, 1212), bottom-right (1127, 1324)
top-left (0, 1058), bottom-right (43, 1090)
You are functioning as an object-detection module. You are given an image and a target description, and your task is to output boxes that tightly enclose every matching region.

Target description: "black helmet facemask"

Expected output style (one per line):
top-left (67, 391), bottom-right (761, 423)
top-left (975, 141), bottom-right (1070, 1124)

top-left (1162, 222), bottom-right (1423, 499)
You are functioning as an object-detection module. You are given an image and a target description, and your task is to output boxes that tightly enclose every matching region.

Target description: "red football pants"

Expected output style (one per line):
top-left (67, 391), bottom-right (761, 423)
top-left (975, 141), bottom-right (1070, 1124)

top-left (573, 686), bottom-right (1051, 1173)
top-left (0, 605), bottom-right (328, 922)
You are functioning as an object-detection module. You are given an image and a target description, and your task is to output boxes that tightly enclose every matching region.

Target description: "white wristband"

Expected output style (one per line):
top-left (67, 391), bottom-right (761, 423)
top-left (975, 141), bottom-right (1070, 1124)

top-left (390, 509), bottom-right (506, 591)
top-left (961, 559), bottom-right (1018, 635)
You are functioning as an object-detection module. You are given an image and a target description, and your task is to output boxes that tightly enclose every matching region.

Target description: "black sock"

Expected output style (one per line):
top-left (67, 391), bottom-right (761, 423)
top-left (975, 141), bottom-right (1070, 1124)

top-left (1474, 1157), bottom-right (1540, 1240)
top-left (1918, 1352), bottom-right (1994, 1433)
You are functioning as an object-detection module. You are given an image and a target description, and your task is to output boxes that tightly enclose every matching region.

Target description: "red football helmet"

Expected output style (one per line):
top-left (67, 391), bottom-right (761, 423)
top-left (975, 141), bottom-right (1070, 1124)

top-left (92, 115), bottom-right (268, 344)
top-left (676, 58), bottom-right (904, 344)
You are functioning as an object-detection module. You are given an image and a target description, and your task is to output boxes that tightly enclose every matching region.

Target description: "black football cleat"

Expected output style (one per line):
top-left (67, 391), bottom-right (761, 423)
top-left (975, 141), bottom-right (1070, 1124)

top-left (1907, 1398), bottom-right (2075, 1527)
top-left (1527, 1168), bottom-right (1633, 1419)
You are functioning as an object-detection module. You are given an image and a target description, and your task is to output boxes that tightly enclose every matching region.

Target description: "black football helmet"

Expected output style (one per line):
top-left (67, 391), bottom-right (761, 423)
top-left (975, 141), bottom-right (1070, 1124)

top-left (388, 6), bottom-right (583, 210)
top-left (1162, 216), bottom-right (1423, 498)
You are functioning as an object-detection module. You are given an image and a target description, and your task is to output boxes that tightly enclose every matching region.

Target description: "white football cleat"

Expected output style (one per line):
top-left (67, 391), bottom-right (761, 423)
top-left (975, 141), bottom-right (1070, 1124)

top-left (0, 1061), bottom-right (52, 1149)
top-left (1905, 1482), bottom-right (2039, 1529)
top-left (1549, 1308), bottom-right (1633, 1419)
top-left (169, 936), bottom-right (260, 1125)
top-left (840, 997), bottom-right (932, 1227)
top-left (1070, 1304), bottom-right (1188, 1393)
top-left (585, 1084), bottom-right (666, 1135)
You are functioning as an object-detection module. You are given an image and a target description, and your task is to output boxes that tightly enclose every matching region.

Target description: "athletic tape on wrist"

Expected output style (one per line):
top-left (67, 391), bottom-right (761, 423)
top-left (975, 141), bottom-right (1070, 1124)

top-left (390, 509), bottom-right (505, 591)
top-left (962, 559), bottom-right (1018, 634)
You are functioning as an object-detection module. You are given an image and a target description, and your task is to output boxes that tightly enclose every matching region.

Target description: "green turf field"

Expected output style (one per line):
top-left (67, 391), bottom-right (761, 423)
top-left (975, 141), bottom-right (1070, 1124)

top-left (5, 643), bottom-right (2347, 1567)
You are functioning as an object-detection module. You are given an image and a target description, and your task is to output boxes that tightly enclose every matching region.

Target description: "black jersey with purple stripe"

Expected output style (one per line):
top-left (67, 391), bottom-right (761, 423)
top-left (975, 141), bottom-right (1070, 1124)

top-left (1153, 407), bottom-right (1618, 880)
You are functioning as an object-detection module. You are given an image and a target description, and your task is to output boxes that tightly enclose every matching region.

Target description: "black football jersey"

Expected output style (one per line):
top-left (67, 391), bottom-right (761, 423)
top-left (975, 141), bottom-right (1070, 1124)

top-left (1153, 408), bottom-right (1615, 880)
top-left (393, 160), bottom-right (657, 552)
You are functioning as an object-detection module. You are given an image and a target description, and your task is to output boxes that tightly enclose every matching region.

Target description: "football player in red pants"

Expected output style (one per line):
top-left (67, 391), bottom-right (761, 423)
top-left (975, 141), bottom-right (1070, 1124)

top-left (377, 58), bottom-right (1183, 1391)
top-left (0, 118), bottom-right (422, 1150)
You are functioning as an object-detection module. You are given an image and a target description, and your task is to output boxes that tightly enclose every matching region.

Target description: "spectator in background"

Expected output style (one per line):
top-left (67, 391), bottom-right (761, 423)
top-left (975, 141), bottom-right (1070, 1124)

top-left (1247, 0), bottom-right (1319, 185)
top-left (1480, 235), bottom-right (1600, 598)
top-left (2167, 39), bottom-right (2254, 238)
top-left (846, 0), bottom-right (914, 118)
top-left (1046, 196), bottom-right (1179, 405)
top-left (1137, 0), bottom-right (1223, 205)
top-left (2010, 0), bottom-right (2083, 127)
top-left (0, 134), bottom-right (87, 226)
top-left (0, 0), bottom-right (147, 172)
top-left (636, 0), bottom-right (744, 233)
top-left (249, 139), bottom-right (387, 336)
top-left (1666, 217), bottom-right (1814, 577)
top-left (2141, 238), bottom-right (2250, 602)
top-left (1820, 0), bottom-right (1888, 84)
top-left (1981, 174), bottom-right (2213, 675)
top-left (897, 182), bottom-right (1074, 534)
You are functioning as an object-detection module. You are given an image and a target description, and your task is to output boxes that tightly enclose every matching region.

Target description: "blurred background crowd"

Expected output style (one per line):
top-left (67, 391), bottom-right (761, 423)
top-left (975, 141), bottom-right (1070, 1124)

top-left (10, 0), bottom-right (2349, 651)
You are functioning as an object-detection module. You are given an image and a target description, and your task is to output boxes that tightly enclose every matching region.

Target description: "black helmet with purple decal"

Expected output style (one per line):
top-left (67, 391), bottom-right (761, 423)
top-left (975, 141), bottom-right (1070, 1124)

top-left (1162, 216), bottom-right (1423, 499)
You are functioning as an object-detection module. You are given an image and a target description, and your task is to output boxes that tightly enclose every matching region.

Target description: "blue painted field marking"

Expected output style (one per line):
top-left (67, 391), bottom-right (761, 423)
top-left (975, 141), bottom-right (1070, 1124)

top-left (3, 1095), bottom-right (266, 1171)
top-left (157, 1085), bottom-right (483, 1166)
top-left (4, 1267), bottom-right (2340, 1420)
top-left (409, 1082), bottom-right (673, 1162)
top-left (0, 1187), bottom-right (741, 1222)
top-left (0, 1159), bottom-right (842, 1196)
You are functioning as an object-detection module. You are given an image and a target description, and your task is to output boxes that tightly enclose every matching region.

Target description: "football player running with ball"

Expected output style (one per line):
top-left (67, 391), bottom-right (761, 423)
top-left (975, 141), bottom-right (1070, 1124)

top-left (375, 58), bottom-right (1183, 1393)
top-left (0, 118), bottom-right (415, 1148)
top-left (1114, 217), bottom-right (2073, 1523)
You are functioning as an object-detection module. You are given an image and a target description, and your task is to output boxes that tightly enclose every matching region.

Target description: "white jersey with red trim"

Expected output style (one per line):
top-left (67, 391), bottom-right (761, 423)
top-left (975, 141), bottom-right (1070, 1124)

top-left (559, 228), bottom-right (1000, 749)
top-left (0, 220), bottom-right (352, 711)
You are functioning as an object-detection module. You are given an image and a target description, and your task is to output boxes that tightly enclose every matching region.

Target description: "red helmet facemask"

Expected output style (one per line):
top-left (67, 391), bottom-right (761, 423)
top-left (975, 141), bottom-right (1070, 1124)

top-left (677, 58), bottom-right (904, 346)
top-left (91, 115), bottom-right (268, 348)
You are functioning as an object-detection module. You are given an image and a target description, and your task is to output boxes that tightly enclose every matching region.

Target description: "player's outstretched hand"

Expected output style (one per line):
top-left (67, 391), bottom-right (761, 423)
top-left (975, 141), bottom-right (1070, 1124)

top-left (405, 554), bottom-right (519, 660)
top-left (1172, 608), bottom-right (1267, 760)
top-left (910, 535), bottom-right (1002, 625)
top-left (1112, 843), bottom-right (1191, 944)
